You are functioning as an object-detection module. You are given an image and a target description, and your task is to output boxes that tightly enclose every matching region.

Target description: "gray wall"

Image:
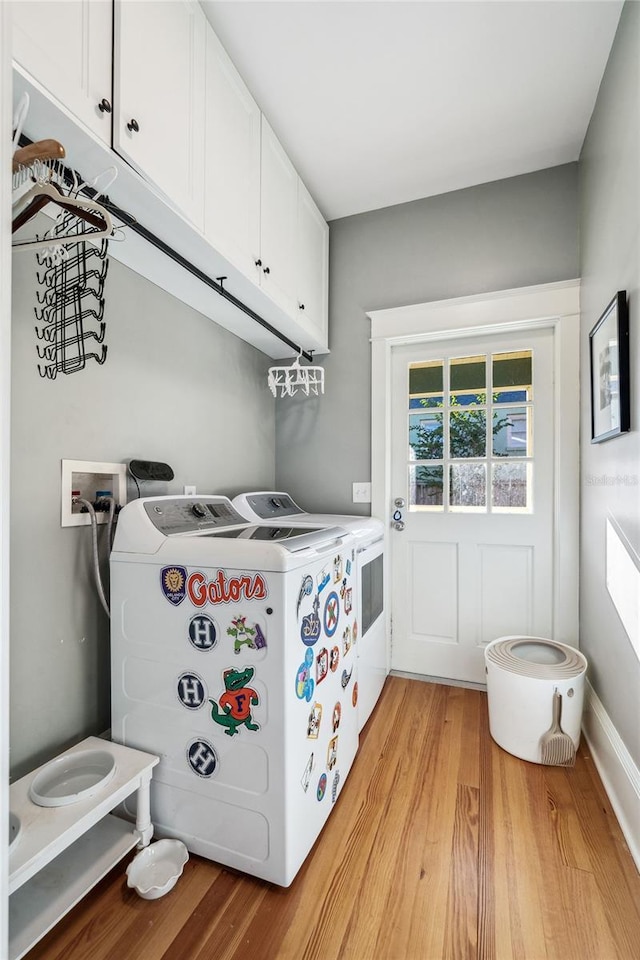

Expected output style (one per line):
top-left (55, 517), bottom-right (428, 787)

top-left (276, 164), bottom-right (579, 512)
top-left (10, 255), bottom-right (274, 778)
top-left (579, 1), bottom-right (640, 765)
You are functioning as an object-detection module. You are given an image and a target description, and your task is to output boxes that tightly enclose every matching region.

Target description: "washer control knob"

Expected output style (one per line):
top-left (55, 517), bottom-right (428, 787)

top-left (191, 502), bottom-right (207, 519)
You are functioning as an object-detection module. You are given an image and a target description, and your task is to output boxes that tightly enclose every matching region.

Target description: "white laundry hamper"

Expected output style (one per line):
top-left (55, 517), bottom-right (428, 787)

top-left (485, 636), bottom-right (588, 763)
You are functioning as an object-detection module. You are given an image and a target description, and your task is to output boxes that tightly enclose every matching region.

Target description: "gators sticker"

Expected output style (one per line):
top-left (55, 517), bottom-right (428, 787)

top-left (209, 666), bottom-right (260, 737)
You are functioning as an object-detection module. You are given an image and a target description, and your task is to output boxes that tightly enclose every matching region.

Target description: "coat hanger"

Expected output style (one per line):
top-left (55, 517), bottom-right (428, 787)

top-left (12, 181), bottom-right (114, 249)
top-left (12, 138), bottom-right (66, 174)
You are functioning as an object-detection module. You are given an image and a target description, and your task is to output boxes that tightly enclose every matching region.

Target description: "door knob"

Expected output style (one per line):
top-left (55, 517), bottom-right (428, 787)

top-left (127, 118), bottom-right (140, 133)
top-left (394, 497), bottom-right (405, 508)
top-left (393, 521), bottom-right (405, 532)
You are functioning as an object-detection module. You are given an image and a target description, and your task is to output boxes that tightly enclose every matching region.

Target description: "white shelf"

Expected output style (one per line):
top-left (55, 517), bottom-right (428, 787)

top-left (9, 815), bottom-right (139, 960)
top-left (9, 737), bottom-right (159, 960)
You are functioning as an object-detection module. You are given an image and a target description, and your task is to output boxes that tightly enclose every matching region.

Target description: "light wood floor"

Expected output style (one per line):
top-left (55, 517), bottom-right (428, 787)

top-left (26, 677), bottom-right (640, 960)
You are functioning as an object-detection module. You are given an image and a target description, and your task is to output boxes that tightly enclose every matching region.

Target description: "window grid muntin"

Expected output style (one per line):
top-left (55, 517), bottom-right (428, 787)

top-left (408, 350), bottom-right (534, 513)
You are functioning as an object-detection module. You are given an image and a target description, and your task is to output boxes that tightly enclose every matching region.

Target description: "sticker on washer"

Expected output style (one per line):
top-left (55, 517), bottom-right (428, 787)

top-left (332, 701), bottom-right (342, 732)
top-left (343, 588), bottom-right (353, 616)
top-left (341, 666), bottom-right (353, 690)
top-left (301, 595), bottom-right (321, 646)
top-left (188, 614), bottom-right (218, 652)
top-left (161, 566), bottom-right (187, 605)
top-left (327, 735), bottom-right (338, 770)
top-left (176, 671), bottom-right (207, 710)
top-left (307, 702), bottom-right (323, 738)
top-left (330, 646), bottom-right (340, 672)
top-left (323, 591), bottom-right (340, 637)
top-left (182, 569), bottom-right (268, 608)
top-left (301, 753), bottom-right (314, 792)
top-left (346, 558), bottom-right (352, 576)
top-left (352, 681), bottom-right (359, 708)
top-left (317, 565), bottom-right (331, 593)
top-left (317, 772), bottom-right (327, 801)
top-left (296, 649), bottom-right (315, 702)
top-left (186, 738), bottom-right (218, 778)
top-left (332, 769), bottom-right (341, 803)
top-left (227, 615), bottom-right (259, 654)
top-left (342, 625), bottom-right (352, 657)
top-left (352, 620), bottom-right (358, 644)
top-left (333, 555), bottom-right (343, 583)
top-left (316, 647), bottom-right (329, 685)
top-left (209, 666), bottom-right (260, 737)
top-left (296, 574), bottom-right (314, 618)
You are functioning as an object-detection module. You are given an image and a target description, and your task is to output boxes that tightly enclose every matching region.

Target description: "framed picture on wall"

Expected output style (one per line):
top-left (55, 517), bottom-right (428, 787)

top-left (589, 290), bottom-right (630, 443)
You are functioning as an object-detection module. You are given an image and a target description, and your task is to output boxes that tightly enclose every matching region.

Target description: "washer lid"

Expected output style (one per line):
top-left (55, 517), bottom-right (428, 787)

top-left (485, 637), bottom-right (587, 679)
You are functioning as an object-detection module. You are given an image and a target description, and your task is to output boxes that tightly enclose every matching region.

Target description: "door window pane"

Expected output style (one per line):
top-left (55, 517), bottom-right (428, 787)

top-left (409, 360), bottom-right (443, 408)
top-left (493, 351), bottom-right (532, 403)
top-left (493, 407), bottom-right (530, 457)
top-left (410, 465), bottom-right (444, 507)
top-left (450, 409), bottom-right (487, 458)
top-left (450, 355), bottom-right (486, 394)
top-left (409, 412), bottom-right (443, 460)
top-left (450, 463), bottom-right (486, 509)
top-left (492, 462), bottom-right (530, 510)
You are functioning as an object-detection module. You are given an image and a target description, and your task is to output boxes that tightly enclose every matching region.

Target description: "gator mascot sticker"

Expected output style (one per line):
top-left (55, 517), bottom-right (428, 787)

top-left (209, 666), bottom-right (260, 737)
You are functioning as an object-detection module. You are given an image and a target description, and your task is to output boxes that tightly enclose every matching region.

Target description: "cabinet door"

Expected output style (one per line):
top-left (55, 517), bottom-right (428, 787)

top-left (296, 180), bottom-right (329, 347)
top-left (204, 27), bottom-right (261, 281)
top-left (12, 0), bottom-right (112, 144)
top-left (114, 0), bottom-right (205, 229)
top-left (260, 118), bottom-right (298, 316)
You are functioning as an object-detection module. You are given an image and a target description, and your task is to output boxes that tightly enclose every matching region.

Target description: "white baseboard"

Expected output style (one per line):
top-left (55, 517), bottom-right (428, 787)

top-left (581, 679), bottom-right (640, 872)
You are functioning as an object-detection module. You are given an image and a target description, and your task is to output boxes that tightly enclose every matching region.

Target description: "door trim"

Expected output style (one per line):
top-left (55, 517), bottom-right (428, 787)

top-left (368, 280), bottom-right (581, 675)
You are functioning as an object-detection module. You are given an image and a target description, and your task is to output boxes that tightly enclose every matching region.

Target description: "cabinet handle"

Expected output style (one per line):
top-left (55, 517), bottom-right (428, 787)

top-left (127, 118), bottom-right (140, 133)
top-left (254, 259), bottom-right (262, 267)
top-left (263, 266), bottom-right (270, 275)
top-left (298, 302), bottom-right (305, 311)
top-left (98, 98), bottom-right (112, 114)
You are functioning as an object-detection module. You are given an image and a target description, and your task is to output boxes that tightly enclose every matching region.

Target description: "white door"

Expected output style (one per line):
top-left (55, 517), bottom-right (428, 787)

top-left (295, 179), bottom-right (329, 346)
top-left (390, 327), bottom-right (555, 684)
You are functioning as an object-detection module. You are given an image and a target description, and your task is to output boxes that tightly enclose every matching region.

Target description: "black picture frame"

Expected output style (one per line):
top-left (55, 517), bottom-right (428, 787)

top-left (589, 291), bottom-right (630, 443)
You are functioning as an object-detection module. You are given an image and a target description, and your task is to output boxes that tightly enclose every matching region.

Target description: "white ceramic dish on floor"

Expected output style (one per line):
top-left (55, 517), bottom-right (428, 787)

top-left (126, 839), bottom-right (189, 899)
top-left (29, 748), bottom-right (117, 807)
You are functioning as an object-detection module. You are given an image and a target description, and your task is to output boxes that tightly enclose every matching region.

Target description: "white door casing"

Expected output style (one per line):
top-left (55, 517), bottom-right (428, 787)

top-left (369, 281), bottom-right (580, 685)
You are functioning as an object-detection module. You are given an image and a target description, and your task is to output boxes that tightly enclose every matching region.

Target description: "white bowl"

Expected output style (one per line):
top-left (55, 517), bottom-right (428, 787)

top-left (29, 748), bottom-right (116, 807)
top-left (9, 812), bottom-right (21, 852)
top-left (126, 840), bottom-right (189, 900)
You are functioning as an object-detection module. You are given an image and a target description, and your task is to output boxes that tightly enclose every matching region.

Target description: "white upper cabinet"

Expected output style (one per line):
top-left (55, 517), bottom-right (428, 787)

top-left (204, 28), bottom-right (261, 281)
top-left (259, 118), bottom-right (299, 318)
top-left (296, 180), bottom-right (329, 345)
top-left (12, 0), bottom-right (112, 144)
top-left (113, 0), bottom-right (206, 229)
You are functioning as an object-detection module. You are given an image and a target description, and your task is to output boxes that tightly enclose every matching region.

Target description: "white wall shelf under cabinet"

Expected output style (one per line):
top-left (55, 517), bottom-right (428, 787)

top-left (8, 737), bottom-right (159, 960)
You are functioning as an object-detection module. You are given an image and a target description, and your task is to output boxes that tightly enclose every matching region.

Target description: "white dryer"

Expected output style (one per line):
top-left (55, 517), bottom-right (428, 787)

top-left (232, 491), bottom-right (387, 730)
top-left (110, 495), bottom-right (359, 886)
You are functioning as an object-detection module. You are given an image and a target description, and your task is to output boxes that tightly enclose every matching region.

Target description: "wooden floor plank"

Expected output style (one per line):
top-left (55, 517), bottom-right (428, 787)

top-left (22, 677), bottom-right (640, 960)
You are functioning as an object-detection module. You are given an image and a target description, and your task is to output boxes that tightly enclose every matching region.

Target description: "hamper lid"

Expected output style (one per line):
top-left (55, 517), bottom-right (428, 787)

top-left (485, 636), bottom-right (587, 679)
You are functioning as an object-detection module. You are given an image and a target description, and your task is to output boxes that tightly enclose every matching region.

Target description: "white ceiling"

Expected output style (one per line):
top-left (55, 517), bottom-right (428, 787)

top-left (201, 1), bottom-right (623, 222)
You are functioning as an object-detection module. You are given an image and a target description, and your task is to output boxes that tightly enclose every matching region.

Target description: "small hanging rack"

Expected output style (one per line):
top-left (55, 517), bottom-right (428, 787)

top-left (268, 353), bottom-right (325, 398)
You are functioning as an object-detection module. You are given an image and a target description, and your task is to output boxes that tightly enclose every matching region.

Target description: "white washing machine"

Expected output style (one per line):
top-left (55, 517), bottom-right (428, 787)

top-left (232, 491), bottom-right (387, 730)
top-left (110, 495), bottom-right (359, 886)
